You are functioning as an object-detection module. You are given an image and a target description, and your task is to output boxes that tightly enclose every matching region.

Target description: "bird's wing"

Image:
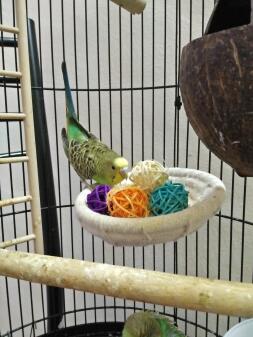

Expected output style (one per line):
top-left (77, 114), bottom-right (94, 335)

top-left (69, 139), bottom-right (97, 180)
top-left (61, 128), bottom-right (69, 158)
top-left (156, 316), bottom-right (186, 337)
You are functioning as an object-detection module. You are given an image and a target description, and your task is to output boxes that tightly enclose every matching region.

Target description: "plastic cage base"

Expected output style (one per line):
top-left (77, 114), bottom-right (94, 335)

top-left (38, 322), bottom-right (124, 337)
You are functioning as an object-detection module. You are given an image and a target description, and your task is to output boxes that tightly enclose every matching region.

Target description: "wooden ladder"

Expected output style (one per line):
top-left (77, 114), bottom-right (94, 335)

top-left (0, 0), bottom-right (43, 254)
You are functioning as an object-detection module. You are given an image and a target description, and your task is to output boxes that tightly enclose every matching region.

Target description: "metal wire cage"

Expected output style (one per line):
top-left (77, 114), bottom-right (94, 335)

top-left (0, 1), bottom-right (253, 337)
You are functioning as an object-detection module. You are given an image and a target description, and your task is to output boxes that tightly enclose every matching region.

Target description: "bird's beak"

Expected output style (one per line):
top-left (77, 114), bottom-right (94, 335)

top-left (113, 157), bottom-right (129, 180)
top-left (119, 167), bottom-right (128, 179)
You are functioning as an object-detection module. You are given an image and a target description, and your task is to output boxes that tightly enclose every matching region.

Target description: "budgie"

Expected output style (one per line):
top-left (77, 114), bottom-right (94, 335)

top-left (61, 61), bottom-right (128, 187)
top-left (122, 311), bottom-right (186, 337)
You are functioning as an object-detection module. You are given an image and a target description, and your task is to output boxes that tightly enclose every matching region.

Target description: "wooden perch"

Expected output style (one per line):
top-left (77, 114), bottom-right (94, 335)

top-left (0, 249), bottom-right (252, 318)
top-left (111, 0), bottom-right (147, 14)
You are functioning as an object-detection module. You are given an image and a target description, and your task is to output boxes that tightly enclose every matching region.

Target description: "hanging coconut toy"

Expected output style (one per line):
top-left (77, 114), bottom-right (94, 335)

top-left (180, 0), bottom-right (253, 176)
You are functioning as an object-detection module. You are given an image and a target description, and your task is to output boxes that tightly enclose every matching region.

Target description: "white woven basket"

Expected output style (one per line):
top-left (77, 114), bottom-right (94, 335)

top-left (75, 167), bottom-right (226, 246)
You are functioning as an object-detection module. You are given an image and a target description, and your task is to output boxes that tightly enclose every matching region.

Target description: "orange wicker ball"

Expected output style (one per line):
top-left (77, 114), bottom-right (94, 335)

top-left (107, 186), bottom-right (149, 218)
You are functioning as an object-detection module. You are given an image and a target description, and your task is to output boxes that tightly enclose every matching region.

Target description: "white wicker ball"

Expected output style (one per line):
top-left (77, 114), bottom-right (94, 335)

top-left (129, 160), bottom-right (169, 193)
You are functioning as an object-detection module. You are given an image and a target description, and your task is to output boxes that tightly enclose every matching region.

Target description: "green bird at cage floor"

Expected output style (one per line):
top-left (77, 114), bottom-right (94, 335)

top-left (61, 61), bottom-right (128, 188)
top-left (122, 311), bottom-right (187, 337)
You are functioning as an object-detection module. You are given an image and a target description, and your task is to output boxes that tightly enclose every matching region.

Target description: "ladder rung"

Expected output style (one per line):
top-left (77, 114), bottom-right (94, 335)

top-left (0, 113), bottom-right (25, 121)
top-left (0, 70), bottom-right (22, 78)
top-left (0, 234), bottom-right (36, 249)
top-left (0, 195), bottom-right (32, 207)
top-left (0, 24), bottom-right (19, 34)
top-left (0, 156), bottom-right (29, 164)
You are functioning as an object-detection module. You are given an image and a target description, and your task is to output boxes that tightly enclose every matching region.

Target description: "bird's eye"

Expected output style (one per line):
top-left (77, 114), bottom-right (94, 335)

top-left (112, 165), bottom-right (115, 170)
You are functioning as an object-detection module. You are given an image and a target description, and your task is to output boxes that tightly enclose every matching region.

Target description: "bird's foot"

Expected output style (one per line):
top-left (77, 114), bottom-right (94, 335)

top-left (82, 181), bottom-right (99, 190)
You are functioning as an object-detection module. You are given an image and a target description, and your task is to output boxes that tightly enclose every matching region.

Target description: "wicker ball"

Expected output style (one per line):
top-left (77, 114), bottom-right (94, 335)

top-left (129, 160), bottom-right (169, 193)
top-left (150, 182), bottom-right (188, 216)
top-left (87, 185), bottom-right (111, 215)
top-left (107, 186), bottom-right (149, 218)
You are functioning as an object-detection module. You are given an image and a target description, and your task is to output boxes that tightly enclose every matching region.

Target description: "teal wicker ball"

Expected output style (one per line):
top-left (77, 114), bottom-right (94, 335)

top-left (149, 181), bottom-right (188, 216)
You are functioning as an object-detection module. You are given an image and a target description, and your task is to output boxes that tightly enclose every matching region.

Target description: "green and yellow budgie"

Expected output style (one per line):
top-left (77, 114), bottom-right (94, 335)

top-left (61, 62), bottom-right (128, 187)
top-left (122, 311), bottom-right (186, 337)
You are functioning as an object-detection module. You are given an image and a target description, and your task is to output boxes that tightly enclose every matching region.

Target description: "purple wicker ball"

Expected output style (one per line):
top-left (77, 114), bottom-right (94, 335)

top-left (86, 185), bottom-right (111, 215)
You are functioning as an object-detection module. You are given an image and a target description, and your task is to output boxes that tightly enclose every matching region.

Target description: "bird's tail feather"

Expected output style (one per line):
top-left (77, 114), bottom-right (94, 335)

top-left (61, 61), bottom-right (76, 120)
top-left (62, 61), bottom-right (90, 142)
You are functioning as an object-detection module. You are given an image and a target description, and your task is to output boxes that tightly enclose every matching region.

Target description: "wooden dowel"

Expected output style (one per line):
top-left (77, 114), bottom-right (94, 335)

top-left (0, 156), bottom-right (29, 164)
top-left (111, 0), bottom-right (147, 14)
top-left (0, 113), bottom-right (25, 121)
top-left (0, 70), bottom-right (22, 78)
top-left (0, 195), bottom-right (32, 207)
top-left (0, 249), bottom-right (252, 318)
top-left (0, 234), bottom-right (35, 248)
top-left (0, 24), bottom-right (19, 34)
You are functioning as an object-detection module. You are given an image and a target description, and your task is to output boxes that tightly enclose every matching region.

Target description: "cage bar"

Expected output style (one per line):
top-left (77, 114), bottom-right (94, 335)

top-left (0, 37), bottom-right (17, 48)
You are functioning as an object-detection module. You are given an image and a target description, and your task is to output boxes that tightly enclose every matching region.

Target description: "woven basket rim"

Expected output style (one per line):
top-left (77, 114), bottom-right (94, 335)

top-left (75, 167), bottom-right (226, 246)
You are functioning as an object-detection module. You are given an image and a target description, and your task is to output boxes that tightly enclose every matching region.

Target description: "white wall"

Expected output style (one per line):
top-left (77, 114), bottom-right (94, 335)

top-left (0, 1), bottom-right (253, 336)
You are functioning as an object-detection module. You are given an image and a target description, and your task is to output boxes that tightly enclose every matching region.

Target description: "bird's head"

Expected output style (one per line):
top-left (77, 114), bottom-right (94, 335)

top-left (111, 157), bottom-right (129, 185)
top-left (122, 312), bottom-right (163, 337)
top-left (103, 156), bottom-right (128, 186)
